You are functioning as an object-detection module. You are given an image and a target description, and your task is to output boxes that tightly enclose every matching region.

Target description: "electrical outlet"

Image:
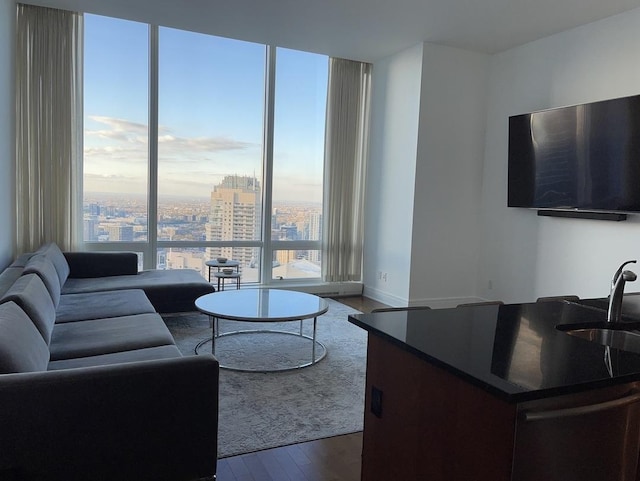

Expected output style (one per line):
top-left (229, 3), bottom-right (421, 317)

top-left (371, 386), bottom-right (383, 418)
top-left (377, 271), bottom-right (383, 280)
top-left (382, 272), bottom-right (388, 282)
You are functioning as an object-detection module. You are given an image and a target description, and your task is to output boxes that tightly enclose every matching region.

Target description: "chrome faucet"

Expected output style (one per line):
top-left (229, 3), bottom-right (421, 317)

top-left (611, 260), bottom-right (637, 295)
top-left (607, 265), bottom-right (637, 323)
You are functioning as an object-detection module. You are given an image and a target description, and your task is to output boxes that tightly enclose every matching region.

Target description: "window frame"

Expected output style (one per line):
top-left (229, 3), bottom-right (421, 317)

top-left (81, 21), bottom-right (326, 285)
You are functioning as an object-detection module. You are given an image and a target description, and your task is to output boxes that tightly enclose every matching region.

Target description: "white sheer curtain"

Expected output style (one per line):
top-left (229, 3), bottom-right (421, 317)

top-left (322, 58), bottom-right (371, 282)
top-left (16, 4), bottom-right (82, 254)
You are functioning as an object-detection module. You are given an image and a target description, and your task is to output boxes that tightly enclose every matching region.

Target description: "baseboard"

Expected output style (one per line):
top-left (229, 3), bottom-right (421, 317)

top-left (261, 281), bottom-right (363, 297)
top-left (362, 288), bottom-right (489, 309)
top-left (362, 286), bottom-right (407, 307)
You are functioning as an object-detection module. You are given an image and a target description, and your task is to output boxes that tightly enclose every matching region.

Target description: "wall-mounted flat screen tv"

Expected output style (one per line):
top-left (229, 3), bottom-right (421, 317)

top-left (508, 94), bottom-right (640, 213)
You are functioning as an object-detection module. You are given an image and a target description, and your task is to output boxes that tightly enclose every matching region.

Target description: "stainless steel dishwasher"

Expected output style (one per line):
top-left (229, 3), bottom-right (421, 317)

top-left (512, 382), bottom-right (640, 481)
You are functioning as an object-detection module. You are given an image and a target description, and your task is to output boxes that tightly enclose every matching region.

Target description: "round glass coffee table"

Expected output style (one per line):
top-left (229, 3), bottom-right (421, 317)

top-left (195, 289), bottom-right (329, 372)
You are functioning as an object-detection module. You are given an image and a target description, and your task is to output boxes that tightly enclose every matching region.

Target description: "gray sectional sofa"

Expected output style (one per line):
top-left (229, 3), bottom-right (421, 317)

top-left (0, 243), bottom-right (219, 481)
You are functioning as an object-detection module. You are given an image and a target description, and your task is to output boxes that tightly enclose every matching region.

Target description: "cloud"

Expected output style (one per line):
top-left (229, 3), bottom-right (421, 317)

top-left (89, 116), bottom-right (148, 133)
top-left (84, 172), bottom-right (142, 182)
top-left (84, 146), bottom-right (147, 158)
top-left (87, 130), bottom-right (146, 144)
top-left (86, 116), bottom-right (148, 144)
top-left (85, 115), bottom-right (255, 156)
top-left (158, 134), bottom-right (252, 153)
top-left (82, 115), bottom-right (316, 198)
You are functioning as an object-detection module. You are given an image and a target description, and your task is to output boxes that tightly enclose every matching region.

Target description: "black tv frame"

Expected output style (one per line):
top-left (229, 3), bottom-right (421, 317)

top-left (508, 94), bottom-right (640, 218)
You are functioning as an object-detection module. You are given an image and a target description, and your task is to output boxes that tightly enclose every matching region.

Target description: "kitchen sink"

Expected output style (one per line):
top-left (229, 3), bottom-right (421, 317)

top-left (560, 326), bottom-right (640, 353)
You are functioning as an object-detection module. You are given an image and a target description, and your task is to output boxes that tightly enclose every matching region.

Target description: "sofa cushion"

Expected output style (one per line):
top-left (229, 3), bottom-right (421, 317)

top-left (8, 252), bottom-right (36, 268)
top-left (0, 301), bottom-right (50, 373)
top-left (56, 289), bottom-right (156, 323)
top-left (47, 345), bottom-right (183, 370)
top-left (37, 243), bottom-right (70, 287)
top-left (62, 269), bottom-right (215, 313)
top-left (0, 266), bottom-right (24, 299)
top-left (1, 274), bottom-right (56, 344)
top-left (49, 313), bottom-right (176, 361)
top-left (23, 254), bottom-right (61, 308)
top-left (64, 251), bottom-right (139, 278)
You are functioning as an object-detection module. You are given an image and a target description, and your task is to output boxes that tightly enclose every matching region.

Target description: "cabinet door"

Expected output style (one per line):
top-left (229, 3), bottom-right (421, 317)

top-left (361, 333), bottom-right (516, 481)
top-left (513, 384), bottom-right (640, 481)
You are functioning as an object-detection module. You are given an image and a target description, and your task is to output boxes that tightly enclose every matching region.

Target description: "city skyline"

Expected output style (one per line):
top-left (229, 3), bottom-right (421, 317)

top-left (83, 174), bottom-right (323, 282)
top-left (83, 190), bottom-right (322, 206)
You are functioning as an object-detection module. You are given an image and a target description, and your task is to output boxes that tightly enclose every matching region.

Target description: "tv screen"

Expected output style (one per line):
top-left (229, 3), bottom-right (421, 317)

top-left (508, 94), bottom-right (640, 213)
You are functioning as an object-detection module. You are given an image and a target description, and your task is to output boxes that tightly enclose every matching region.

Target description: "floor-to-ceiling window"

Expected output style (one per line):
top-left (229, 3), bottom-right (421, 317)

top-left (157, 27), bottom-right (266, 282)
top-left (271, 47), bottom-right (327, 281)
top-left (83, 15), bottom-right (149, 268)
top-left (82, 14), bottom-right (327, 284)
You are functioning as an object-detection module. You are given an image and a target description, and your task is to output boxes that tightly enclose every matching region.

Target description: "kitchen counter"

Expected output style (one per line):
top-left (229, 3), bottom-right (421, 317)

top-left (349, 299), bottom-right (640, 402)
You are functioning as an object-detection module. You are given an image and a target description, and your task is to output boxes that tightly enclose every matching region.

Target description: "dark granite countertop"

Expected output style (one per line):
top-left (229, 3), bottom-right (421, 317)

top-left (348, 298), bottom-right (640, 403)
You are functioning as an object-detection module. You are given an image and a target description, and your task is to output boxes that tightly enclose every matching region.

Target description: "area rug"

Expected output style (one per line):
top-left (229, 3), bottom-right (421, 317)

top-left (163, 298), bottom-right (366, 458)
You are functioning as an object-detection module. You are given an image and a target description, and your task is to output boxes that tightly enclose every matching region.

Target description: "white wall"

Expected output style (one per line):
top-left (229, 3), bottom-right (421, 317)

top-left (478, 7), bottom-right (640, 304)
top-left (0, 0), bottom-right (15, 268)
top-left (363, 42), bottom-right (489, 307)
top-left (363, 43), bottom-right (423, 306)
top-left (409, 44), bottom-right (489, 307)
top-left (366, 9), bottom-right (640, 307)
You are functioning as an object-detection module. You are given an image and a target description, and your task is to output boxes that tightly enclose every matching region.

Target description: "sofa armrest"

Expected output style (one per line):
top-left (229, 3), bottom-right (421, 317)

top-left (0, 355), bottom-right (219, 481)
top-left (64, 251), bottom-right (139, 278)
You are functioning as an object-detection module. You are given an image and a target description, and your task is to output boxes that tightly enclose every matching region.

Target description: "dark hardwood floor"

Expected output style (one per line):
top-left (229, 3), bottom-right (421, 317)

top-left (333, 295), bottom-right (389, 314)
top-left (217, 432), bottom-right (363, 481)
top-left (216, 295), bottom-right (386, 481)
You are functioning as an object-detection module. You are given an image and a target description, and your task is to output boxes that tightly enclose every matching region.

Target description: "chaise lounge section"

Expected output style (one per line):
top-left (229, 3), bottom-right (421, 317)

top-left (0, 243), bottom-right (219, 481)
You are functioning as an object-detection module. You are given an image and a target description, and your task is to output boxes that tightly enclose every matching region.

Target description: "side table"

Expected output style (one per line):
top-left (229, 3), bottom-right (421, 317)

top-left (213, 271), bottom-right (241, 291)
top-left (205, 259), bottom-right (240, 282)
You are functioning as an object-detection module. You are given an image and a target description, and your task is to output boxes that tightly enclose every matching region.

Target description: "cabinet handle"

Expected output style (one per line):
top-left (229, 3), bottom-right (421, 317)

top-left (523, 391), bottom-right (640, 422)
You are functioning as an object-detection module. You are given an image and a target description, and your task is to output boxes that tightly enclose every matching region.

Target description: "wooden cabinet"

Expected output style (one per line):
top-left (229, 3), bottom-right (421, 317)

top-left (362, 333), bottom-right (516, 481)
top-left (362, 332), bottom-right (640, 481)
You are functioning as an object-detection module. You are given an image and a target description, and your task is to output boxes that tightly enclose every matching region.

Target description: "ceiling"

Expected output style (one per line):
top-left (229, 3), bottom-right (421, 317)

top-left (23, 0), bottom-right (640, 61)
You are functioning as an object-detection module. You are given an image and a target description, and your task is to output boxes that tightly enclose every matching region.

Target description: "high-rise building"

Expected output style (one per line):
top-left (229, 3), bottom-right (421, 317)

top-left (308, 212), bottom-right (322, 262)
top-left (309, 212), bottom-right (322, 240)
top-left (279, 225), bottom-right (298, 240)
top-left (107, 225), bottom-right (134, 241)
top-left (84, 218), bottom-right (99, 241)
top-left (157, 250), bottom-right (167, 269)
top-left (206, 175), bottom-right (261, 268)
top-left (275, 249), bottom-right (295, 267)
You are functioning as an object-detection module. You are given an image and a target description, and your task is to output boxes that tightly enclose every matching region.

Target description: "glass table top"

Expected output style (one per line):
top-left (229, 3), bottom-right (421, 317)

top-left (195, 288), bottom-right (329, 321)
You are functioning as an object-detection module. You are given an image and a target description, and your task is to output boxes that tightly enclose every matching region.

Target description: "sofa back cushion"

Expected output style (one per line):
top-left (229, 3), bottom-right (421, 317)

top-left (0, 266), bottom-right (24, 299)
top-left (0, 301), bottom-right (50, 373)
top-left (37, 242), bottom-right (70, 286)
top-left (63, 251), bottom-right (139, 278)
top-left (1, 274), bottom-right (56, 345)
top-left (23, 255), bottom-right (61, 308)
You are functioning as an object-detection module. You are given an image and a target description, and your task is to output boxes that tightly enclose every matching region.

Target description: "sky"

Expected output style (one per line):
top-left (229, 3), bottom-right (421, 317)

top-left (83, 14), bottom-right (328, 203)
